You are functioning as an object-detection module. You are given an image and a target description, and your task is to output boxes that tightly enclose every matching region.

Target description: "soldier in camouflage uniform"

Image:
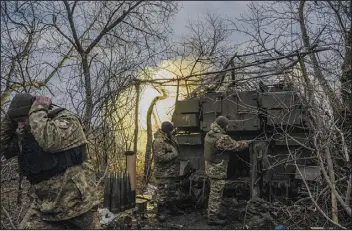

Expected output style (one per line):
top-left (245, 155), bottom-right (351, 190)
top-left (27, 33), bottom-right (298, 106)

top-left (152, 121), bottom-right (183, 222)
top-left (0, 94), bottom-right (101, 229)
top-left (204, 116), bottom-right (252, 225)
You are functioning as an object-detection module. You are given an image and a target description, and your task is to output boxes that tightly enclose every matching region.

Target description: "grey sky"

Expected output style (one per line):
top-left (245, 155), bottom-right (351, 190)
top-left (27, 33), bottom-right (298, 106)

top-left (172, 1), bottom-right (250, 43)
top-left (50, 2), bottom-right (252, 102)
top-left (4, 1), bottom-right (254, 114)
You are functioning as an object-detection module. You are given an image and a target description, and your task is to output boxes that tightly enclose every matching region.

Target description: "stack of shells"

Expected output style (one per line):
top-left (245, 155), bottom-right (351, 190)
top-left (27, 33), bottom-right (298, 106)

top-left (103, 172), bottom-right (136, 213)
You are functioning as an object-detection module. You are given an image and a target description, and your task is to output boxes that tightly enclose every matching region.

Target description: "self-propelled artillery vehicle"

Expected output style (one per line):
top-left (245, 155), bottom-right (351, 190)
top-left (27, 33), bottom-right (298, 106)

top-left (172, 81), bottom-right (320, 205)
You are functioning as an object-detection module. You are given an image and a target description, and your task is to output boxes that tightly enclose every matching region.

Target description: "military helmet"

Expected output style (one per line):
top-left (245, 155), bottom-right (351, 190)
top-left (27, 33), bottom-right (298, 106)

top-left (215, 116), bottom-right (229, 129)
top-left (7, 93), bottom-right (35, 120)
top-left (161, 121), bottom-right (174, 133)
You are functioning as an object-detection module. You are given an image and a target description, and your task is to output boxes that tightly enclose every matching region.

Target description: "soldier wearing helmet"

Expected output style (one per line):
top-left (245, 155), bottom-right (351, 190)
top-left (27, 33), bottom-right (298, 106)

top-left (0, 93), bottom-right (101, 229)
top-left (204, 116), bottom-right (252, 225)
top-left (152, 121), bottom-right (183, 222)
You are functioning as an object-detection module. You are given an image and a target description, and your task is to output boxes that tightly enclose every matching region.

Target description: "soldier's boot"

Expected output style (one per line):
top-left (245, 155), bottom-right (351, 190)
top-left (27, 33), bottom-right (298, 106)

top-left (156, 204), bottom-right (167, 222)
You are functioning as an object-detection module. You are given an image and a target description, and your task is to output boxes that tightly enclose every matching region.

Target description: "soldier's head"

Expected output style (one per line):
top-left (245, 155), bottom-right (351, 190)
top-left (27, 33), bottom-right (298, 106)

top-left (161, 121), bottom-right (174, 135)
top-left (7, 93), bottom-right (35, 129)
top-left (215, 116), bottom-right (229, 131)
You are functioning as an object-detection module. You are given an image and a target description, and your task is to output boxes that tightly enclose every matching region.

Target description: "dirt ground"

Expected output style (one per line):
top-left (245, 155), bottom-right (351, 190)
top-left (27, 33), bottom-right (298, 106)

top-left (135, 197), bottom-right (244, 230)
top-left (143, 211), bottom-right (243, 230)
top-left (0, 177), bottom-right (32, 229)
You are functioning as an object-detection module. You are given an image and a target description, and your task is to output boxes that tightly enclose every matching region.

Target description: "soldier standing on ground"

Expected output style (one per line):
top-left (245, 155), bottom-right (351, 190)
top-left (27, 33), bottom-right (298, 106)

top-left (0, 93), bottom-right (101, 229)
top-left (204, 116), bottom-right (252, 225)
top-left (152, 121), bottom-right (183, 222)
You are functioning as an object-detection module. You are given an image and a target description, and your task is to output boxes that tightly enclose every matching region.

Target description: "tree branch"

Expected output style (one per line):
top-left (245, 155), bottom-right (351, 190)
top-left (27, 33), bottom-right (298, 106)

top-left (314, 134), bottom-right (352, 217)
top-left (63, 0), bottom-right (84, 53)
top-left (85, 1), bottom-right (143, 54)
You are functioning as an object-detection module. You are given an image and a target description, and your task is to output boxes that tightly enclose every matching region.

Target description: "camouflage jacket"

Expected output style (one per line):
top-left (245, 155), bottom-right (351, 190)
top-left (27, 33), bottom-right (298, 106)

top-left (204, 123), bottom-right (249, 164)
top-left (1, 104), bottom-right (99, 221)
top-left (152, 129), bottom-right (180, 179)
top-left (28, 104), bottom-right (88, 153)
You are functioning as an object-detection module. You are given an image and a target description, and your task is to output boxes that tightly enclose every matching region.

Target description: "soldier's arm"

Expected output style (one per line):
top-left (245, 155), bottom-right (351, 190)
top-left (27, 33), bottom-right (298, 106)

top-left (153, 140), bottom-right (178, 163)
top-left (0, 114), bottom-right (20, 159)
top-left (215, 135), bottom-right (249, 152)
top-left (28, 104), bottom-right (88, 153)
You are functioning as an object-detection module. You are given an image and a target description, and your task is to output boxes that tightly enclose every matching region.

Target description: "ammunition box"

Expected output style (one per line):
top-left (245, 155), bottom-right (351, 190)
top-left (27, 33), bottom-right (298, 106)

top-left (266, 108), bottom-right (304, 126)
top-left (295, 166), bottom-right (321, 182)
top-left (228, 111), bottom-right (260, 131)
top-left (261, 91), bottom-right (299, 109)
top-left (175, 134), bottom-right (202, 145)
top-left (273, 133), bottom-right (310, 146)
top-left (173, 114), bottom-right (198, 127)
top-left (175, 99), bottom-right (200, 113)
top-left (200, 112), bottom-right (216, 131)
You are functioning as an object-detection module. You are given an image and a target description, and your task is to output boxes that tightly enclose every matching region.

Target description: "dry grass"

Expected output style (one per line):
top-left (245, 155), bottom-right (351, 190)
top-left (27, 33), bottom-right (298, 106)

top-left (0, 159), bottom-right (31, 229)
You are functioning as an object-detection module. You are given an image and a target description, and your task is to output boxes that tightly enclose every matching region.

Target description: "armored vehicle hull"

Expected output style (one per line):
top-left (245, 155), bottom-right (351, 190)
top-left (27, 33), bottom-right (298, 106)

top-left (172, 82), bottom-right (320, 204)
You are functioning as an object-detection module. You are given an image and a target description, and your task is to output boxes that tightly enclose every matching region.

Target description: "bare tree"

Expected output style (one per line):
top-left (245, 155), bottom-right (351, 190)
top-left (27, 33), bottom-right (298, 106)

top-left (0, 2), bottom-right (73, 229)
top-left (169, 12), bottom-right (236, 97)
top-left (40, 1), bottom-right (179, 128)
top-left (142, 87), bottom-right (167, 187)
top-left (1, 1), bottom-right (180, 228)
top-left (230, 1), bottom-right (351, 227)
top-left (0, 1), bottom-right (70, 109)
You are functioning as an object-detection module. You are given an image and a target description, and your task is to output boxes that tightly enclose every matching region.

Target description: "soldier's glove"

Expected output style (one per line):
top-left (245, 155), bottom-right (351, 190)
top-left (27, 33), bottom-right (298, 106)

top-left (33, 96), bottom-right (52, 109)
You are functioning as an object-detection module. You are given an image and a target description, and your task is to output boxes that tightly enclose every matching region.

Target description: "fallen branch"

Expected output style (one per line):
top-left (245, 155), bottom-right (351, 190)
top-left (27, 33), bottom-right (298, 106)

top-left (136, 195), bottom-right (154, 202)
top-left (96, 165), bottom-right (109, 187)
top-left (295, 162), bottom-right (347, 229)
top-left (2, 206), bottom-right (16, 229)
top-left (314, 134), bottom-right (352, 216)
top-left (18, 204), bottom-right (35, 229)
top-left (334, 125), bottom-right (352, 205)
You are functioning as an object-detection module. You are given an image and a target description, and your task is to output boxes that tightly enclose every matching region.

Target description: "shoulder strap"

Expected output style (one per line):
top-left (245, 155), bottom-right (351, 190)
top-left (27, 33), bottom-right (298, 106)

top-left (48, 107), bottom-right (66, 118)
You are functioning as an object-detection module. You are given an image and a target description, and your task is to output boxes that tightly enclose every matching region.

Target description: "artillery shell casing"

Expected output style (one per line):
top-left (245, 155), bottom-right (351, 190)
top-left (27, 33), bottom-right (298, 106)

top-left (103, 173), bottom-right (111, 209)
top-left (111, 173), bottom-right (120, 213)
top-left (120, 173), bottom-right (125, 211)
top-left (126, 172), bottom-right (130, 209)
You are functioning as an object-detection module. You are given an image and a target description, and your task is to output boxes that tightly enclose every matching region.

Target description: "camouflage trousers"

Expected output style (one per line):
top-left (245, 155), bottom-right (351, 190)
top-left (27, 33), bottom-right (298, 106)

top-left (205, 160), bottom-right (228, 221)
top-left (155, 178), bottom-right (181, 206)
top-left (24, 207), bottom-right (101, 229)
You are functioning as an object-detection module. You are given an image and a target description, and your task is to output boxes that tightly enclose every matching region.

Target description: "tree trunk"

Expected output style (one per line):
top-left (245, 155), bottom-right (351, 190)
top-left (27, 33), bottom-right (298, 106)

top-left (341, 30), bottom-right (352, 111)
top-left (341, 29), bottom-right (352, 207)
top-left (143, 89), bottom-right (167, 185)
top-left (325, 148), bottom-right (339, 223)
top-left (298, 54), bottom-right (314, 104)
top-left (298, 0), bottom-right (342, 116)
top-left (299, 1), bottom-right (342, 222)
top-left (175, 79), bottom-right (180, 103)
top-left (82, 56), bottom-right (93, 128)
top-left (133, 83), bottom-right (140, 154)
